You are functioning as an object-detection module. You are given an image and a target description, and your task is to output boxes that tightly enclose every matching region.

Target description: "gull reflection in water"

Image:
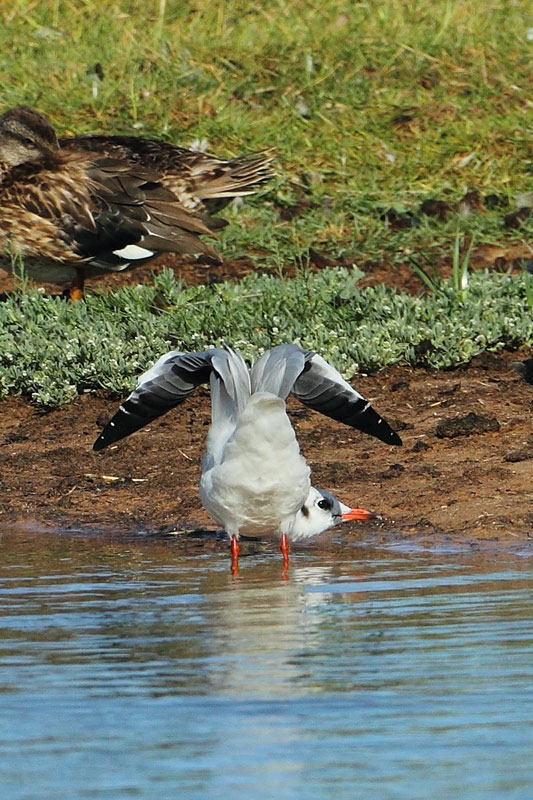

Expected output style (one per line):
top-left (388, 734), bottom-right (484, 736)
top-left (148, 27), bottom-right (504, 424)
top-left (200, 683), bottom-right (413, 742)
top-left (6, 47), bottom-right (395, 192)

top-left (201, 561), bottom-right (338, 697)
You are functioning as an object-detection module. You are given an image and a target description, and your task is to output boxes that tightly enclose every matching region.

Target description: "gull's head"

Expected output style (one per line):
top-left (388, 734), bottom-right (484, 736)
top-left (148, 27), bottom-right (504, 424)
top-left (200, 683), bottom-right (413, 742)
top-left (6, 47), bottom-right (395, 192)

top-left (0, 106), bottom-right (59, 166)
top-left (287, 487), bottom-right (374, 541)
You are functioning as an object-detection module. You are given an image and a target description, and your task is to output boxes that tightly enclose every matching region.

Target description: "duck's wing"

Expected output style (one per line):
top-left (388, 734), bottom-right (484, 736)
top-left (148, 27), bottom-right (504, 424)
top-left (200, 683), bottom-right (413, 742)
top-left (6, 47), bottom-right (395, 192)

top-left (183, 150), bottom-right (275, 213)
top-left (61, 134), bottom-right (193, 170)
top-left (2, 151), bottom-right (222, 271)
top-left (78, 157), bottom-right (222, 270)
top-left (291, 350), bottom-right (403, 446)
top-left (61, 135), bottom-right (274, 213)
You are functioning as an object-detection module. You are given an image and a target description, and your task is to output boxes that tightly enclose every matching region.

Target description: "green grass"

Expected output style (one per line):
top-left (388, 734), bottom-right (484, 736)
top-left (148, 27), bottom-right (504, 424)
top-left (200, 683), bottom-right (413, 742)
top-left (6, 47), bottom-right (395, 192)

top-left (409, 230), bottom-right (475, 297)
top-left (1, 267), bottom-right (531, 405)
top-left (1, 1), bottom-right (532, 404)
top-left (1, 0), bottom-right (533, 269)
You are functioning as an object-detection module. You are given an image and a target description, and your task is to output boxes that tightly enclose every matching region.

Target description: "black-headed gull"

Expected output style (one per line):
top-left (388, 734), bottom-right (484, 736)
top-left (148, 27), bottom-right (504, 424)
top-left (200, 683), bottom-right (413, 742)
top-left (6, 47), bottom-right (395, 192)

top-left (93, 344), bottom-right (402, 570)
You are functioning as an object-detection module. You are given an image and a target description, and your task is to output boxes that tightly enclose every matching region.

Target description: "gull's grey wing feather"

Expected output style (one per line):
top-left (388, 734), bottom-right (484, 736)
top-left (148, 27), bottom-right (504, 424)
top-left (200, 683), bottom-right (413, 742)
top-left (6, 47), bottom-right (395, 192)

top-left (292, 352), bottom-right (402, 446)
top-left (93, 349), bottom-right (221, 451)
top-left (202, 349), bottom-right (252, 469)
top-left (210, 348), bottom-right (251, 419)
top-left (250, 343), bottom-right (307, 399)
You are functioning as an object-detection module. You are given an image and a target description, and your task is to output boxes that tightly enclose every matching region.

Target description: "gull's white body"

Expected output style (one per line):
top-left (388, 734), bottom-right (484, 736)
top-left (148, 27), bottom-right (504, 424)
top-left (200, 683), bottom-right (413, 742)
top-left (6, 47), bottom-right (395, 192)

top-left (199, 392), bottom-right (311, 539)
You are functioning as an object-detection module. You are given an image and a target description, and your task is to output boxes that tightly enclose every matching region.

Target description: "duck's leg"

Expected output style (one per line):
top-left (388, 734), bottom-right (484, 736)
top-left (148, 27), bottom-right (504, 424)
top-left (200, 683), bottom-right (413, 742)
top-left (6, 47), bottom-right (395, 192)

top-left (230, 535), bottom-right (240, 574)
top-left (280, 533), bottom-right (290, 567)
top-left (70, 267), bottom-right (85, 301)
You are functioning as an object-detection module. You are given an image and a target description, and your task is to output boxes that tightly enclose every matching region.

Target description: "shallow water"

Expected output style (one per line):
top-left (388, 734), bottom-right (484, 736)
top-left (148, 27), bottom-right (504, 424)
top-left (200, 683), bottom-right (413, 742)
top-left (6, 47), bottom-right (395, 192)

top-left (0, 528), bottom-right (531, 800)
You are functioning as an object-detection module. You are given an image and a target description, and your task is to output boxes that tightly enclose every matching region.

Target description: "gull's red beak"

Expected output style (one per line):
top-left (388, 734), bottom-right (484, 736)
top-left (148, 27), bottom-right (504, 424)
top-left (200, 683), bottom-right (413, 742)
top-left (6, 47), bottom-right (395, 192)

top-left (341, 507), bottom-right (376, 521)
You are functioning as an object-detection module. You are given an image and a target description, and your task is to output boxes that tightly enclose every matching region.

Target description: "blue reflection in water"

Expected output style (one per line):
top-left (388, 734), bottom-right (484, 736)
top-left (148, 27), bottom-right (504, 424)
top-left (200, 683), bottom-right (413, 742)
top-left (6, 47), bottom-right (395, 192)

top-left (0, 529), bottom-right (531, 800)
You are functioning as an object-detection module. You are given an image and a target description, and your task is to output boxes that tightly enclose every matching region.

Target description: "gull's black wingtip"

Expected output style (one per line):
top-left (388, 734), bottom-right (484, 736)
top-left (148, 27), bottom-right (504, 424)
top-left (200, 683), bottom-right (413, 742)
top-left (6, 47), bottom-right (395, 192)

top-left (93, 431), bottom-right (109, 452)
top-left (390, 430), bottom-right (403, 446)
top-left (92, 419), bottom-right (122, 452)
top-left (362, 411), bottom-right (403, 447)
top-left (91, 403), bottom-right (146, 452)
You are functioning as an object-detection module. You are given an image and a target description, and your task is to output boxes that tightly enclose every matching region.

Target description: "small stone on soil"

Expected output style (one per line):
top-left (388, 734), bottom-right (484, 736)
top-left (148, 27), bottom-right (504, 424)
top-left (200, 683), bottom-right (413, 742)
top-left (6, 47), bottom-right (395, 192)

top-left (503, 207), bottom-right (530, 228)
top-left (391, 380), bottom-right (410, 392)
top-left (435, 412), bottom-right (500, 439)
top-left (388, 418), bottom-right (413, 431)
top-left (378, 463), bottom-right (405, 479)
top-left (504, 449), bottom-right (533, 463)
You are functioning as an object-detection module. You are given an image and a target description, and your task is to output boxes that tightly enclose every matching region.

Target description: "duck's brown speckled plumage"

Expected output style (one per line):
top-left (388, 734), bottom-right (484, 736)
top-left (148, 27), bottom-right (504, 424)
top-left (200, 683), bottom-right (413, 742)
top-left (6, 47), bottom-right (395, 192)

top-left (0, 106), bottom-right (271, 297)
top-left (60, 134), bottom-right (274, 215)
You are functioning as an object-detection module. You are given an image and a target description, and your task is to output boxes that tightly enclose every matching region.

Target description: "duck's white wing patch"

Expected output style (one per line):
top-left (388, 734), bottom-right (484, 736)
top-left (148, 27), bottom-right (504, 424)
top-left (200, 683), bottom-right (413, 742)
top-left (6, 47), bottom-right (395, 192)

top-left (112, 244), bottom-right (155, 260)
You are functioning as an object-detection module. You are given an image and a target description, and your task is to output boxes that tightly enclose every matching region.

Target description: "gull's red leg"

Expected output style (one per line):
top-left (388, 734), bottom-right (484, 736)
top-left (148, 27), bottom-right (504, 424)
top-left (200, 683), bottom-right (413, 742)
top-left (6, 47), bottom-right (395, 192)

top-left (230, 535), bottom-right (240, 574)
top-left (280, 533), bottom-right (290, 567)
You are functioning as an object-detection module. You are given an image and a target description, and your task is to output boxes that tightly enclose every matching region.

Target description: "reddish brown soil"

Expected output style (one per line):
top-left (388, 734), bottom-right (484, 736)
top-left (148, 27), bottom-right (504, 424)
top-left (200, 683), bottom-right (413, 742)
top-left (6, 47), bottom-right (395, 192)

top-left (0, 254), bottom-right (532, 550)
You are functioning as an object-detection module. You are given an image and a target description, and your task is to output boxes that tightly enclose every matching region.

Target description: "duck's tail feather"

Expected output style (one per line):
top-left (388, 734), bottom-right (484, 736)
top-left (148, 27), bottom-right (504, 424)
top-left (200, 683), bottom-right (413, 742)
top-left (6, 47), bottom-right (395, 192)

top-left (191, 150), bottom-right (275, 214)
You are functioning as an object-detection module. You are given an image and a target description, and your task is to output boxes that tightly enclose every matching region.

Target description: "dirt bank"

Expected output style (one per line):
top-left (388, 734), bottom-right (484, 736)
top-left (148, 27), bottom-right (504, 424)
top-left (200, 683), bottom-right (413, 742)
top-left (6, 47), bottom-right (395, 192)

top-left (0, 350), bottom-right (531, 547)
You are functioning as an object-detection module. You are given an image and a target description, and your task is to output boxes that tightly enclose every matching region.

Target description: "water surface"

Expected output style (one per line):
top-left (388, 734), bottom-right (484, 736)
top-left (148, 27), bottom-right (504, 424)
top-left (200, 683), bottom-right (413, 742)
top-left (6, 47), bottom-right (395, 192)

top-left (0, 527), bottom-right (531, 799)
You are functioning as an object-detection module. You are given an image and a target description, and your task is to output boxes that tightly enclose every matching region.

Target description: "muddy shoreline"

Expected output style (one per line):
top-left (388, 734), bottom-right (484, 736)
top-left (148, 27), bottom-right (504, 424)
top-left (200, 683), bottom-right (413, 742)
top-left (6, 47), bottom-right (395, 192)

top-left (1, 349), bottom-right (531, 549)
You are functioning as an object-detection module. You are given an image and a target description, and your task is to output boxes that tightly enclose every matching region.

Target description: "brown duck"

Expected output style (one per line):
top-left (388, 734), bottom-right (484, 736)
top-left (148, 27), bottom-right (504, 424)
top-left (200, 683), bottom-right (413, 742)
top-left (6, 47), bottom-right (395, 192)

top-left (0, 107), bottom-right (272, 299)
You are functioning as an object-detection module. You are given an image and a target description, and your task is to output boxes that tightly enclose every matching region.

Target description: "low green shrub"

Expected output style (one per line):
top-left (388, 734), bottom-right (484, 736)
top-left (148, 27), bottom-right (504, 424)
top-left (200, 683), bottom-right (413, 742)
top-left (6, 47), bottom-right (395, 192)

top-left (0, 266), bottom-right (531, 406)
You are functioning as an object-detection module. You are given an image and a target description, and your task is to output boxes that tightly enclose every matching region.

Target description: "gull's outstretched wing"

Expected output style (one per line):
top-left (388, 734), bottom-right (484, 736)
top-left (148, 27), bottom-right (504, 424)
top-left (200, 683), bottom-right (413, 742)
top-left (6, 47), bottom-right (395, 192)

top-left (292, 351), bottom-right (402, 446)
top-left (93, 350), bottom-right (219, 451)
